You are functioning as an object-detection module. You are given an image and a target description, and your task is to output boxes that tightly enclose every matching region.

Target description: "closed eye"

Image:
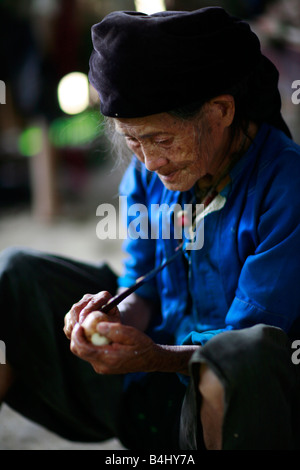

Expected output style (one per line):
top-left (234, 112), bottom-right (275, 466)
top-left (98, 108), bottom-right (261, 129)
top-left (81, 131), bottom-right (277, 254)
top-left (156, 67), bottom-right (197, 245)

top-left (155, 138), bottom-right (173, 147)
top-left (125, 137), bottom-right (140, 148)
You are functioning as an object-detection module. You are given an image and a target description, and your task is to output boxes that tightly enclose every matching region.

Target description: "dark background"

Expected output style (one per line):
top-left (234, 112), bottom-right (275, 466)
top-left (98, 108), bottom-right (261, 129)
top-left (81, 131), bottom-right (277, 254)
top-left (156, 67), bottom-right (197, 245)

top-left (0, 0), bottom-right (299, 220)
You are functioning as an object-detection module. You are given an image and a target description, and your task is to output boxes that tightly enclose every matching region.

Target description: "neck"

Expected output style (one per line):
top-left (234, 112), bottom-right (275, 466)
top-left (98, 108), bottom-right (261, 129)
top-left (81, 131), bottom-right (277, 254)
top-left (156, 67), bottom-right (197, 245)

top-left (197, 121), bottom-right (258, 197)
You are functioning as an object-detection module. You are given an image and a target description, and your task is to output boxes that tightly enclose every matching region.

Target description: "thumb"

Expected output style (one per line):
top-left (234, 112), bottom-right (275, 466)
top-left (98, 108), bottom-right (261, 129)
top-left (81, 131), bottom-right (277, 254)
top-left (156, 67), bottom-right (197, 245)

top-left (96, 322), bottom-right (136, 345)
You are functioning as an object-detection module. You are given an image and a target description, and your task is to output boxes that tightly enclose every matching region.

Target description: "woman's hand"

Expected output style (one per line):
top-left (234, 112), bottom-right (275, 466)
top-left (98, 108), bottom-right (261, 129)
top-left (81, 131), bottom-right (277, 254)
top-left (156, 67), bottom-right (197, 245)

top-left (65, 291), bottom-right (198, 375)
top-left (63, 291), bottom-right (120, 340)
top-left (70, 321), bottom-right (159, 375)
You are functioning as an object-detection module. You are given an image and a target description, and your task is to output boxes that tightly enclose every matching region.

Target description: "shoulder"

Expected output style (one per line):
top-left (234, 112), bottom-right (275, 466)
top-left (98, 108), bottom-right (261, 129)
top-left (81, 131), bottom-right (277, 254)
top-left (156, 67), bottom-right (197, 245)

top-left (253, 126), bottom-right (300, 237)
top-left (245, 124), bottom-right (300, 209)
top-left (257, 124), bottom-right (300, 176)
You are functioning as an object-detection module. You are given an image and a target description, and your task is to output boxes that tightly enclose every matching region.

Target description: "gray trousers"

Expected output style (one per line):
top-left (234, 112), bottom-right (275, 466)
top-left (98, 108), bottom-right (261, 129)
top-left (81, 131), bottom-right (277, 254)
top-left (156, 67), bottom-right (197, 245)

top-left (1, 247), bottom-right (300, 450)
top-left (0, 247), bottom-right (185, 449)
top-left (180, 324), bottom-right (300, 450)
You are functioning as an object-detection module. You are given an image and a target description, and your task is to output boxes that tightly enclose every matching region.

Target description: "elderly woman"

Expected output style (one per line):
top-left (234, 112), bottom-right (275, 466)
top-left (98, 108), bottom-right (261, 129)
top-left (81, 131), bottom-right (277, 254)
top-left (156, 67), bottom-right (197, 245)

top-left (0, 7), bottom-right (300, 450)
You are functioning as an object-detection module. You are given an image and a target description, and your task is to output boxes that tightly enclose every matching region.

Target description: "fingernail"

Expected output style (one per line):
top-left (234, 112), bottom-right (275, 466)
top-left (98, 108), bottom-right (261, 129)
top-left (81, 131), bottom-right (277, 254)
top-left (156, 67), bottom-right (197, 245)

top-left (97, 323), bottom-right (109, 334)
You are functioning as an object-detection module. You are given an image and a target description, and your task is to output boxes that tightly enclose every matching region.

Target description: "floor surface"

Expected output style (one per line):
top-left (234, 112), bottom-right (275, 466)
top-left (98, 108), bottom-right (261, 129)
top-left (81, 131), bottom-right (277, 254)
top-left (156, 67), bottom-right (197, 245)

top-left (0, 206), bottom-right (126, 450)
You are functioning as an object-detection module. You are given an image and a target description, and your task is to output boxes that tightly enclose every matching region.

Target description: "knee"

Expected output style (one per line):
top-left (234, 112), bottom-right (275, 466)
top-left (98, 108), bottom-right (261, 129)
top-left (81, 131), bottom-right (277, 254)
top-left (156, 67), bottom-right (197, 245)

top-left (0, 247), bottom-right (36, 274)
top-left (198, 363), bottom-right (224, 410)
top-left (208, 324), bottom-right (287, 362)
top-left (198, 324), bottom-right (291, 389)
top-left (198, 363), bottom-right (225, 450)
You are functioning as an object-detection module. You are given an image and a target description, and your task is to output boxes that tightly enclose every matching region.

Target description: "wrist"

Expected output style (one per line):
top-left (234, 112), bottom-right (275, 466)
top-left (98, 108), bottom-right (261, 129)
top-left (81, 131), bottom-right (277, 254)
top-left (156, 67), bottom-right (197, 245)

top-left (118, 291), bottom-right (153, 331)
top-left (153, 344), bottom-right (199, 375)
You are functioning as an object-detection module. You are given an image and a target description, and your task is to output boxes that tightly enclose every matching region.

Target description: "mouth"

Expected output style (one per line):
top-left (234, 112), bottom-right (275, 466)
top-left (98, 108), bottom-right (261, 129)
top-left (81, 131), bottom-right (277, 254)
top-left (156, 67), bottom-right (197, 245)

top-left (158, 169), bottom-right (181, 183)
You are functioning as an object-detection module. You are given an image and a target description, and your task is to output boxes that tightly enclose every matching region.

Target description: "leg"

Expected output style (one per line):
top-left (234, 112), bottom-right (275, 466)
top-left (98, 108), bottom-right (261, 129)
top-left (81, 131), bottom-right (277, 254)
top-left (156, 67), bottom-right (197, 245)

top-left (0, 362), bottom-right (15, 403)
top-left (180, 324), bottom-right (300, 450)
top-left (0, 246), bottom-right (124, 442)
top-left (179, 361), bottom-right (225, 450)
top-left (117, 371), bottom-right (186, 450)
top-left (0, 247), bottom-right (187, 449)
top-left (198, 363), bottom-right (224, 450)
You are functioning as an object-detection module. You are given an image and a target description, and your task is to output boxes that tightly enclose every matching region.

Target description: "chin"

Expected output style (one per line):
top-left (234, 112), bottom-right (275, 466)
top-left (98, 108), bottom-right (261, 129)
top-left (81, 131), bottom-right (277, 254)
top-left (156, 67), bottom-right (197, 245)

top-left (158, 167), bottom-right (201, 192)
top-left (160, 179), bottom-right (195, 192)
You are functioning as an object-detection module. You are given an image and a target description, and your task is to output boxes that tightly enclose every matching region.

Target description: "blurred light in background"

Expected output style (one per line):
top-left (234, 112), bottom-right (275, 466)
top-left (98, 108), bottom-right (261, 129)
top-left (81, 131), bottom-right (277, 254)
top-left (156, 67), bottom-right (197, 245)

top-left (57, 72), bottom-right (89, 115)
top-left (18, 110), bottom-right (102, 157)
top-left (18, 126), bottom-right (42, 157)
top-left (134, 0), bottom-right (166, 14)
top-left (49, 110), bottom-right (102, 148)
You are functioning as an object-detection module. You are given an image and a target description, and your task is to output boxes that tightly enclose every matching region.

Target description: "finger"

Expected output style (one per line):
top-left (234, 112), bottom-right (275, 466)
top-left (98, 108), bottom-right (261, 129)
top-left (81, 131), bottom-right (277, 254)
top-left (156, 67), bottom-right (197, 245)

top-left (78, 291), bottom-right (114, 323)
top-left (63, 311), bottom-right (73, 339)
top-left (70, 323), bottom-right (99, 358)
top-left (69, 293), bottom-right (94, 324)
top-left (81, 311), bottom-right (112, 345)
top-left (64, 293), bottom-right (94, 339)
top-left (70, 324), bottom-right (116, 376)
top-left (96, 322), bottom-right (138, 345)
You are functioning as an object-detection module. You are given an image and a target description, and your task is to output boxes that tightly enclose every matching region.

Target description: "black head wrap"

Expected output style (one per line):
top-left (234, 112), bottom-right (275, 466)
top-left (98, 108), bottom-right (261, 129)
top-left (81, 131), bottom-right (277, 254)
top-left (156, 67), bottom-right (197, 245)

top-left (89, 7), bottom-right (291, 137)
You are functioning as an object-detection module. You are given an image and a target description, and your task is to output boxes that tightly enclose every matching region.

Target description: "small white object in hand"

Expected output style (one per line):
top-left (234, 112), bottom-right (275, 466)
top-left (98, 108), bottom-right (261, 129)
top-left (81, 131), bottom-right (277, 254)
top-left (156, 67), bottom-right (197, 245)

top-left (90, 332), bottom-right (110, 346)
top-left (82, 311), bottom-right (111, 345)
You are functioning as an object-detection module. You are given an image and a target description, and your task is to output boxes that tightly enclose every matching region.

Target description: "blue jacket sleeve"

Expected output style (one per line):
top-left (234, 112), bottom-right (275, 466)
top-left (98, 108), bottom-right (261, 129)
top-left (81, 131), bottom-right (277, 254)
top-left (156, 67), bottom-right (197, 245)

top-left (117, 158), bottom-right (160, 302)
top-left (183, 147), bottom-right (300, 345)
top-left (226, 148), bottom-right (300, 332)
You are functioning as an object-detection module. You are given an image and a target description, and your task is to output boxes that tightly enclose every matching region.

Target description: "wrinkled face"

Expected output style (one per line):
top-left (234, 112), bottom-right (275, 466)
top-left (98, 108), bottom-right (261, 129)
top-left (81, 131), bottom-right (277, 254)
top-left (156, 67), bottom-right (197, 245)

top-left (114, 106), bottom-right (232, 192)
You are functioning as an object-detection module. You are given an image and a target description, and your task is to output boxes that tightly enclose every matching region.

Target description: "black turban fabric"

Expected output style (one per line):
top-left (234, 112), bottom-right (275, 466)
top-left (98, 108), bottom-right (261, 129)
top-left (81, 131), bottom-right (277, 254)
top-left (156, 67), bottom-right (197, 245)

top-left (89, 7), bottom-right (291, 137)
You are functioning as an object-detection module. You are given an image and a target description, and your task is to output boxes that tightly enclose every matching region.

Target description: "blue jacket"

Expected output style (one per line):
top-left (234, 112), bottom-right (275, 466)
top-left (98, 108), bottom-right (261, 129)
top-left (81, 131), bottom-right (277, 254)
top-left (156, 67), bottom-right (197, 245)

top-left (118, 123), bottom-right (300, 346)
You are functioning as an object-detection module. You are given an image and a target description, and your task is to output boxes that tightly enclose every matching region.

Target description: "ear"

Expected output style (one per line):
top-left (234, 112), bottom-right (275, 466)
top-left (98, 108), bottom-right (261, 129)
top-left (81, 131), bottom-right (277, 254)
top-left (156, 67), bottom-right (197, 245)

top-left (208, 94), bottom-right (235, 128)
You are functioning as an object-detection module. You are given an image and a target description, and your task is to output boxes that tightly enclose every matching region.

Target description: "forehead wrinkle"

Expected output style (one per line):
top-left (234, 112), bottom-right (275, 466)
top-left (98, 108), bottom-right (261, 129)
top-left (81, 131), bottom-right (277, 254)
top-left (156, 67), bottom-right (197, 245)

top-left (115, 128), bottom-right (171, 140)
top-left (114, 112), bottom-right (193, 140)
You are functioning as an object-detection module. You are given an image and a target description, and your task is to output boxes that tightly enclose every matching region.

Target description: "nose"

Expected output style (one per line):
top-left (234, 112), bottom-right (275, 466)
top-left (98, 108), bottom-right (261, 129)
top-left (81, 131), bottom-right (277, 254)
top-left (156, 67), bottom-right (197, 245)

top-left (141, 145), bottom-right (168, 172)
